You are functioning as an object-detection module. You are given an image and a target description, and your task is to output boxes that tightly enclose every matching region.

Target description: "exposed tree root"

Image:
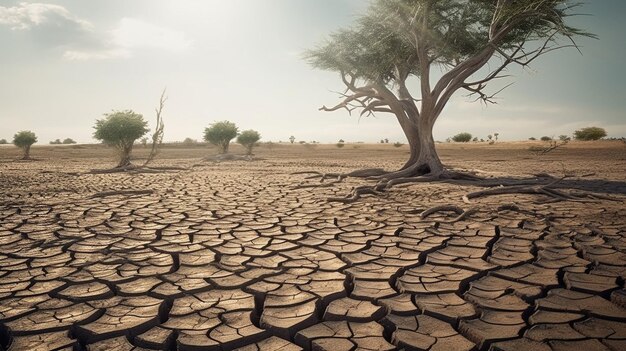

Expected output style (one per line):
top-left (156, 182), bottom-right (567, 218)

top-left (87, 164), bottom-right (187, 175)
top-left (418, 204), bottom-right (478, 223)
top-left (89, 189), bottom-right (154, 198)
top-left (293, 165), bottom-right (620, 204)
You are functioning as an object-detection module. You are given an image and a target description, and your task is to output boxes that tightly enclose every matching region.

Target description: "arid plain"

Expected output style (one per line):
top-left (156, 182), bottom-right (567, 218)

top-left (0, 141), bottom-right (625, 351)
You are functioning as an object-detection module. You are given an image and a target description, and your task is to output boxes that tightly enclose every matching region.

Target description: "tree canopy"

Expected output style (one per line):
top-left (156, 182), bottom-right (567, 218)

top-left (574, 126), bottom-right (606, 141)
top-left (204, 121), bottom-right (239, 154)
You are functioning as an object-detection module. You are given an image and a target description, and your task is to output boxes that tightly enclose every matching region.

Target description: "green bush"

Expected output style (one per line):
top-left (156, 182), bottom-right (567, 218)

top-left (540, 136), bottom-right (552, 141)
top-left (204, 121), bottom-right (238, 154)
top-left (13, 130), bottom-right (38, 159)
top-left (237, 130), bottom-right (261, 155)
top-left (93, 110), bottom-right (149, 167)
top-left (452, 132), bottom-right (472, 143)
top-left (63, 138), bottom-right (76, 144)
top-left (0, 139), bottom-right (7, 144)
top-left (573, 127), bottom-right (607, 141)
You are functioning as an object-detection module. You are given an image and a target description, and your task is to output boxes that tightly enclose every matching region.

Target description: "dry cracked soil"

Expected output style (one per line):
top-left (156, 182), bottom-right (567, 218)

top-left (0, 142), bottom-right (625, 351)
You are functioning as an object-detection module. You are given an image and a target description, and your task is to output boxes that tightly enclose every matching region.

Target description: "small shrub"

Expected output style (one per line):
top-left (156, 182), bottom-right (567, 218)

top-left (336, 142), bottom-right (345, 148)
top-left (573, 126), bottom-right (607, 141)
top-left (0, 139), bottom-right (7, 144)
top-left (50, 139), bottom-right (62, 145)
top-left (299, 140), bottom-right (306, 144)
top-left (528, 137), bottom-right (537, 141)
top-left (558, 135), bottom-right (571, 142)
top-left (13, 130), bottom-right (38, 159)
top-left (182, 137), bottom-right (197, 145)
top-left (452, 132), bottom-right (472, 143)
top-left (237, 130), bottom-right (261, 155)
top-left (472, 137), bottom-right (478, 142)
top-left (62, 138), bottom-right (76, 144)
top-left (204, 121), bottom-right (238, 154)
top-left (393, 142), bottom-right (403, 147)
top-left (540, 136), bottom-right (552, 141)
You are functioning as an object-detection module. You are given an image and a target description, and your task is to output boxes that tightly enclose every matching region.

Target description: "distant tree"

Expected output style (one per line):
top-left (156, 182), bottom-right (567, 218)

top-left (393, 142), bottom-right (403, 148)
top-left (13, 130), bottom-right (37, 159)
top-left (380, 139), bottom-right (385, 144)
top-left (558, 135), bottom-right (571, 142)
top-left (472, 137), bottom-right (478, 142)
top-left (204, 121), bottom-right (238, 154)
top-left (140, 137), bottom-right (148, 147)
top-left (237, 130), bottom-right (261, 155)
top-left (528, 137), bottom-right (537, 141)
top-left (183, 137), bottom-right (196, 145)
top-left (574, 127), bottom-right (607, 141)
top-left (487, 135), bottom-right (493, 141)
top-left (384, 138), bottom-right (389, 144)
top-left (50, 139), bottom-right (62, 145)
top-left (494, 133), bottom-right (499, 141)
top-left (0, 139), bottom-right (7, 144)
top-left (289, 135), bottom-right (296, 144)
top-left (336, 142), bottom-right (345, 148)
top-left (93, 110), bottom-right (149, 168)
top-left (299, 140), bottom-right (306, 144)
top-left (338, 139), bottom-right (345, 143)
top-left (540, 136), bottom-right (553, 141)
top-left (62, 138), bottom-right (76, 144)
top-left (452, 132), bottom-right (472, 143)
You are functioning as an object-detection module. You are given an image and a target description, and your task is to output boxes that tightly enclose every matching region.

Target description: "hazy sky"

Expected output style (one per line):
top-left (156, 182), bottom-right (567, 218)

top-left (1, 0), bottom-right (624, 144)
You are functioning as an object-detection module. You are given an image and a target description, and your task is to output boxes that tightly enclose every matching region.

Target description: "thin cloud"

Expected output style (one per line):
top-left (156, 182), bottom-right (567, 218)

top-left (0, 2), bottom-right (193, 60)
top-left (0, 2), bottom-right (91, 31)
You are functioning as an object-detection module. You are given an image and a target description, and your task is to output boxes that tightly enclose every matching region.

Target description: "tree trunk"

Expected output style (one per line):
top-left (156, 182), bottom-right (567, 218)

top-left (398, 113), bottom-right (443, 177)
top-left (23, 145), bottom-right (31, 160)
top-left (117, 144), bottom-right (133, 168)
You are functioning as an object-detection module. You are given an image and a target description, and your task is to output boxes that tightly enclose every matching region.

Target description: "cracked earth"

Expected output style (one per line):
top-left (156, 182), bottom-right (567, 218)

top-left (1, 143), bottom-right (625, 351)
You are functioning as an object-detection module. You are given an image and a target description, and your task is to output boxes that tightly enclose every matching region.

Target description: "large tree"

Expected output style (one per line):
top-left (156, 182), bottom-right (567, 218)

top-left (308, 0), bottom-right (592, 189)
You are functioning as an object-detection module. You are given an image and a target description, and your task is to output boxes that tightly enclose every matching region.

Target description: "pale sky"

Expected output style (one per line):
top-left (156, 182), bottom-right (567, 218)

top-left (1, 0), bottom-right (624, 144)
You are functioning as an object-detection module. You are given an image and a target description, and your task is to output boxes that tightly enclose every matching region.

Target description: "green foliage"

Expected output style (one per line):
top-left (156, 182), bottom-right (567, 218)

top-left (237, 130), bottom-right (261, 155)
top-left (528, 137), bottom-right (537, 141)
top-left (93, 110), bottom-right (149, 148)
top-left (204, 121), bottom-right (238, 154)
top-left (336, 142), bottom-right (345, 148)
top-left (50, 139), bottom-right (62, 145)
top-left (540, 136), bottom-right (553, 141)
top-left (573, 127), bottom-right (607, 141)
top-left (93, 110), bottom-right (149, 167)
top-left (558, 135), bottom-right (571, 141)
top-left (13, 130), bottom-right (37, 159)
top-left (63, 138), bottom-right (76, 144)
top-left (13, 130), bottom-right (37, 148)
top-left (452, 132), bottom-right (472, 143)
top-left (0, 139), bottom-right (7, 144)
top-left (289, 136), bottom-right (295, 144)
top-left (393, 142), bottom-right (403, 148)
top-left (307, 0), bottom-right (591, 85)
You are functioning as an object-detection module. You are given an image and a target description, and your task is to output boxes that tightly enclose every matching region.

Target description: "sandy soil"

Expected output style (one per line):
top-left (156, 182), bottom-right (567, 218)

top-left (0, 141), bottom-right (625, 351)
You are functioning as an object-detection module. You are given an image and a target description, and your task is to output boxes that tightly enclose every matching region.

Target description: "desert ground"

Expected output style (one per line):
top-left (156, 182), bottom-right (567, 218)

top-left (0, 141), bottom-right (625, 351)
